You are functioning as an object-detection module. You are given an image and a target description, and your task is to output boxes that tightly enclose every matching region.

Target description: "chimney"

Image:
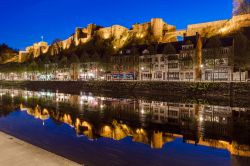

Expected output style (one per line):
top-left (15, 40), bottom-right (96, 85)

top-left (183, 33), bottom-right (187, 41)
top-left (196, 32), bottom-right (200, 40)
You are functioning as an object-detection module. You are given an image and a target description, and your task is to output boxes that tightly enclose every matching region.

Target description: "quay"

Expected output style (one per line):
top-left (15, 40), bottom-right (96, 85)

top-left (0, 131), bottom-right (81, 166)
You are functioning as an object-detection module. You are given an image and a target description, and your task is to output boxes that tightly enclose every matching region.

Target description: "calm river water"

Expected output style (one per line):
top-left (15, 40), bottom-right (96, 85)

top-left (0, 88), bottom-right (249, 166)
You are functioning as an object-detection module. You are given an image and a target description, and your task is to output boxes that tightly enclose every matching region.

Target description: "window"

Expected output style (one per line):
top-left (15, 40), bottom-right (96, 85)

top-left (155, 72), bottom-right (162, 79)
top-left (143, 49), bottom-right (149, 54)
top-left (148, 58), bottom-right (152, 62)
top-left (168, 63), bottom-right (178, 69)
top-left (183, 61), bottom-right (193, 69)
top-left (168, 72), bottom-right (179, 80)
top-left (169, 110), bottom-right (178, 116)
top-left (126, 49), bottom-right (131, 54)
top-left (185, 72), bottom-right (193, 79)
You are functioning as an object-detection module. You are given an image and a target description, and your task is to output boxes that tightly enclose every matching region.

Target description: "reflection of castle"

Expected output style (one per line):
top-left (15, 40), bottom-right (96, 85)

top-left (1, 88), bottom-right (250, 157)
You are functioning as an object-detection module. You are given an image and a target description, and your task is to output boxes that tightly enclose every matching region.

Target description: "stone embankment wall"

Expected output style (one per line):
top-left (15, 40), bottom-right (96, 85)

top-left (1, 81), bottom-right (250, 107)
top-left (1, 81), bottom-right (250, 96)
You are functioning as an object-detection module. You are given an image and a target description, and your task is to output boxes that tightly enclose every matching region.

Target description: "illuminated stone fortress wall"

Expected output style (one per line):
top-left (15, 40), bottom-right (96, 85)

top-left (18, 0), bottom-right (250, 62)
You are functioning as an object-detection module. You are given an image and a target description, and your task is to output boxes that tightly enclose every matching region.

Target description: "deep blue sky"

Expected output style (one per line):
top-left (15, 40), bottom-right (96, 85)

top-left (0, 0), bottom-right (233, 50)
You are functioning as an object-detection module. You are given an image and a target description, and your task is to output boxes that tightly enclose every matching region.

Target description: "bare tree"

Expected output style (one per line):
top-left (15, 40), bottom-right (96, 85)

top-left (234, 32), bottom-right (250, 81)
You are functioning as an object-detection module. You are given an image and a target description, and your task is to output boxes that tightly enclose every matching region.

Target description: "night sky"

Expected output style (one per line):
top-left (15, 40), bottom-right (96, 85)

top-left (0, 0), bottom-right (233, 50)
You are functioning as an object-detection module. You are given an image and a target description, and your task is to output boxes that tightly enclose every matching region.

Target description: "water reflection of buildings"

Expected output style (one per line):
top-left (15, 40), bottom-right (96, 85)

top-left (139, 100), bottom-right (198, 124)
top-left (0, 88), bottom-right (250, 157)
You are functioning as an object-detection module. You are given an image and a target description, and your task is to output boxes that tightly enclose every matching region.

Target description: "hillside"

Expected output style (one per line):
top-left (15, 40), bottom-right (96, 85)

top-left (0, 44), bottom-right (18, 64)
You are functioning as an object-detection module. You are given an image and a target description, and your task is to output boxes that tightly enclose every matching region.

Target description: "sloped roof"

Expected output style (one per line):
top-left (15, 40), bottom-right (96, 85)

top-left (203, 36), bottom-right (234, 48)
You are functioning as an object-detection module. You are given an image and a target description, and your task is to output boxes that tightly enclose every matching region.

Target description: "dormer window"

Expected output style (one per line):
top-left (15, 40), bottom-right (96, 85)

top-left (126, 49), bottom-right (131, 54)
top-left (182, 45), bottom-right (193, 50)
top-left (142, 49), bottom-right (149, 54)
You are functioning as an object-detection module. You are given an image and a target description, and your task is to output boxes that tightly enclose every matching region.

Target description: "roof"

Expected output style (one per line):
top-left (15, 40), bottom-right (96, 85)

top-left (116, 34), bottom-right (233, 56)
top-left (118, 41), bottom-right (183, 56)
top-left (203, 36), bottom-right (234, 48)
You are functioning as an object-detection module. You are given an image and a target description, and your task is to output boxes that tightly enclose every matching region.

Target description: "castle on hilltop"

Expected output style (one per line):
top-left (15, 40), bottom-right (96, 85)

top-left (19, 18), bottom-right (178, 62)
top-left (18, 2), bottom-right (250, 63)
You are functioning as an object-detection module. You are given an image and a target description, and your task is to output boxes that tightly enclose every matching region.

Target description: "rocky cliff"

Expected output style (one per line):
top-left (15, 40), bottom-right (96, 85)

top-left (0, 44), bottom-right (18, 64)
top-left (13, 14), bottom-right (250, 63)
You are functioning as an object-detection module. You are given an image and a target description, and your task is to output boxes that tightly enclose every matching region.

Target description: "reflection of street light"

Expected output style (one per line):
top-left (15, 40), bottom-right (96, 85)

top-left (199, 116), bottom-right (203, 122)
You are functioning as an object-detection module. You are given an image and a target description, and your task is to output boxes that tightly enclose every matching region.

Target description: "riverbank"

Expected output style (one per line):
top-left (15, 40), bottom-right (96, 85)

top-left (1, 80), bottom-right (250, 96)
top-left (1, 80), bottom-right (250, 106)
top-left (0, 131), bottom-right (81, 166)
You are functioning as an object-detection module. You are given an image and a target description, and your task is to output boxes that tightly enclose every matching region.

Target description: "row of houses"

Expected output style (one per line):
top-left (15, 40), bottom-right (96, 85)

top-left (0, 62), bottom-right (102, 81)
top-left (1, 33), bottom-right (249, 82)
top-left (112, 33), bottom-right (249, 82)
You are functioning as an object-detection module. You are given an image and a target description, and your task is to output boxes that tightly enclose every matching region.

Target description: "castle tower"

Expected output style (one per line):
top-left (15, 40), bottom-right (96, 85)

top-left (87, 24), bottom-right (97, 37)
top-left (151, 18), bottom-right (164, 40)
top-left (74, 28), bottom-right (84, 46)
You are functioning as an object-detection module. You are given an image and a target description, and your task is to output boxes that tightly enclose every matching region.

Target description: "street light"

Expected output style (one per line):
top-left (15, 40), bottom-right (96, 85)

top-left (140, 67), bottom-right (145, 81)
top-left (200, 64), bottom-right (204, 82)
